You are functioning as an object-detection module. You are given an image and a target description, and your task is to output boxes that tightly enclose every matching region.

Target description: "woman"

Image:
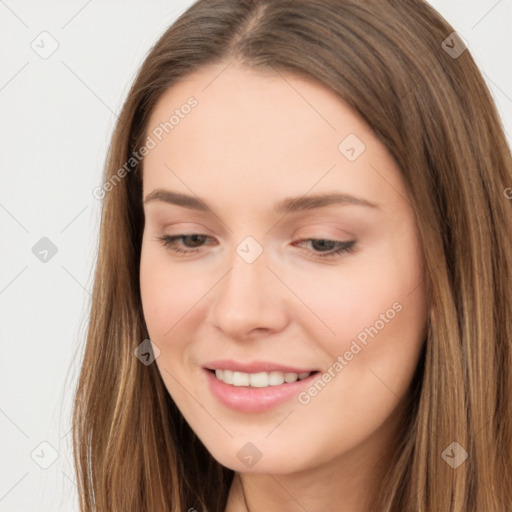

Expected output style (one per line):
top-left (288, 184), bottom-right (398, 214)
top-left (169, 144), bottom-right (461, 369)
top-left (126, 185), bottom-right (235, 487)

top-left (73, 0), bottom-right (512, 510)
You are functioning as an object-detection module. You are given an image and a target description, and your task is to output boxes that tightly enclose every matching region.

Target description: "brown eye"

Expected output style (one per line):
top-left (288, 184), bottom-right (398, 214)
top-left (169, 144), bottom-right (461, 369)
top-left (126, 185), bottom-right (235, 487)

top-left (157, 234), bottom-right (213, 254)
top-left (292, 239), bottom-right (356, 259)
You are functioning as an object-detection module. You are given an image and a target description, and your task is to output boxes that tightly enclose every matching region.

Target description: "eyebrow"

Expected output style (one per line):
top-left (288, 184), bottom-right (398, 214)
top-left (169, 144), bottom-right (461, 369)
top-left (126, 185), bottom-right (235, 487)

top-left (143, 189), bottom-right (379, 213)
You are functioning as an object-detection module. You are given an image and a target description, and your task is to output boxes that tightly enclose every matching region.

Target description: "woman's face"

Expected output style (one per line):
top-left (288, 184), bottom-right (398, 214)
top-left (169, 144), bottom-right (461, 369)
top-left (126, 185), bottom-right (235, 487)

top-left (140, 62), bottom-right (427, 475)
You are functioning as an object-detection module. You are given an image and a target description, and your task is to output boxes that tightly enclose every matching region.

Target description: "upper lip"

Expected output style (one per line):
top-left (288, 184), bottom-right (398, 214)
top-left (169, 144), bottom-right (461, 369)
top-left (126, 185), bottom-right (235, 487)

top-left (203, 359), bottom-right (318, 374)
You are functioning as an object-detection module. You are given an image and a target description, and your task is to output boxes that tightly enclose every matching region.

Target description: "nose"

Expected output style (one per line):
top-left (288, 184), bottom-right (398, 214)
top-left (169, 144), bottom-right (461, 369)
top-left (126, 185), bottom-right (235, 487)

top-left (209, 245), bottom-right (289, 341)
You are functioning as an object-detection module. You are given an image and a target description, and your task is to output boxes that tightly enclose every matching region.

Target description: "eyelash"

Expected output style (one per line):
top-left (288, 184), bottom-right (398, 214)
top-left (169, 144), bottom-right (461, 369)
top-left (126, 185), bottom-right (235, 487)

top-left (156, 234), bottom-right (356, 259)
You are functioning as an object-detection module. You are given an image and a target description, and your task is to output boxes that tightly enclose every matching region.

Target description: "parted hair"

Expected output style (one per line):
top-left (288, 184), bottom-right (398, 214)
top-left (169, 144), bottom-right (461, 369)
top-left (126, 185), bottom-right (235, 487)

top-left (72, 0), bottom-right (512, 510)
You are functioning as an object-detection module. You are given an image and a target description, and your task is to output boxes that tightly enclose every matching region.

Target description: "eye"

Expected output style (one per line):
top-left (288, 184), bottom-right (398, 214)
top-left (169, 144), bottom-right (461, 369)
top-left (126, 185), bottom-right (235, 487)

top-left (157, 234), bottom-right (213, 254)
top-left (292, 238), bottom-right (356, 259)
top-left (156, 234), bottom-right (356, 259)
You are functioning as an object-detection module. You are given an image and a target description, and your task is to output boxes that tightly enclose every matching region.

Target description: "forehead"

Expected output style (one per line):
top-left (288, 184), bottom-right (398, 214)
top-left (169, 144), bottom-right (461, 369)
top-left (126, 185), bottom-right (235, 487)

top-left (145, 62), bottom-right (367, 158)
top-left (142, 62), bottom-right (406, 215)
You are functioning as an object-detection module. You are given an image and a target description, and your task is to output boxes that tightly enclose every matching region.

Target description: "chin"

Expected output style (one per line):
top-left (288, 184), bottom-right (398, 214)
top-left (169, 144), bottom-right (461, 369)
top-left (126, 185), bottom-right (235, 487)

top-left (203, 437), bottom-right (313, 475)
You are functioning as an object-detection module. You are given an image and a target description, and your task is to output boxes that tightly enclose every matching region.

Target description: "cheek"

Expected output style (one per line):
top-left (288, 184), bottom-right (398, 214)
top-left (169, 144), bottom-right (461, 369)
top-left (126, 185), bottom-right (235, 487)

top-left (140, 242), bottom-right (195, 352)
top-left (297, 243), bottom-right (426, 368)
top-left (300, 266), bottom-right (421, 336)
top-left (139, 242), bottom-right (223, 389)
top-left (140, 238), bottom-right (203, 332)
top-left (139, 248), bottom-right (202, 403)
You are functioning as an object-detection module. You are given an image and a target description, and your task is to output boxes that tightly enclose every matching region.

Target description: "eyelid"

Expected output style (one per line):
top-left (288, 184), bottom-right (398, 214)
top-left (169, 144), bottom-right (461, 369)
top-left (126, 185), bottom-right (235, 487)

top-left (159, 222), bottom-right (219, 237)
top-left (293, 224), bottom-right (356, 238)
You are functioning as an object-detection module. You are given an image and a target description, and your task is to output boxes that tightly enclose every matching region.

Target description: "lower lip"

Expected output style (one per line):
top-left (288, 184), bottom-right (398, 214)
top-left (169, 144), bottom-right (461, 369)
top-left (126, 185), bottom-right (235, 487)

top-left (203, 368), bottom-right (317, 413)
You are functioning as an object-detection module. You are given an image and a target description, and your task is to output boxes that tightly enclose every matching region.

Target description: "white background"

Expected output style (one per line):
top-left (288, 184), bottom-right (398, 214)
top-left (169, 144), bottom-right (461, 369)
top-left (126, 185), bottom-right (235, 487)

top-left (1, 1), bottom-right (511, 510)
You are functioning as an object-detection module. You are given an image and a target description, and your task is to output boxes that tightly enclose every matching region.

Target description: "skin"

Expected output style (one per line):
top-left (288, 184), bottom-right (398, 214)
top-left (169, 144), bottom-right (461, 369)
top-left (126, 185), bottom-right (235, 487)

top-left (139, 61), bottom-right (428, 512)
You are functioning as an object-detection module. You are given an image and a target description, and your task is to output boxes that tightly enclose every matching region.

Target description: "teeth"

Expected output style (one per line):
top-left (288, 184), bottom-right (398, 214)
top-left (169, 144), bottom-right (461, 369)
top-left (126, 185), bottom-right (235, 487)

top-left (213, 369), bottom-right (312, 387)
top-left (223, 369), bottom-right (234, 384)
top-left (268, 371), bottom-right (284, 385)
top-left (249, 372), bottom-right (268, 387)
top-left (232, 371), bottom-right (249, 386)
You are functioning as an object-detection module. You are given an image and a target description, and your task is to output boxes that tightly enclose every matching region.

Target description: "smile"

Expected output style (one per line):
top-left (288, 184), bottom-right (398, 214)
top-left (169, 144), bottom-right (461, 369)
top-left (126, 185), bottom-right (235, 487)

top-left (211, 369), bottom-right (313, 387)
top-left (202, 362), bottom-right (320, 413)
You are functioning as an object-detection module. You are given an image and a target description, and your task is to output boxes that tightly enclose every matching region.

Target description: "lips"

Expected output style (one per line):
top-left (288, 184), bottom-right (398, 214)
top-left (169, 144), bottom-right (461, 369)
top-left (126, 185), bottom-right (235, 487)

top-left (202, 359), bottom-right (320, 413)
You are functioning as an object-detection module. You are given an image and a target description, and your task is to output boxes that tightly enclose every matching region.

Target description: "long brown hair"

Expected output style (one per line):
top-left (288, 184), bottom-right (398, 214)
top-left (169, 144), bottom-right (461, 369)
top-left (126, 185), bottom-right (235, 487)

top-left (72, 0), bottom-right (512, 510)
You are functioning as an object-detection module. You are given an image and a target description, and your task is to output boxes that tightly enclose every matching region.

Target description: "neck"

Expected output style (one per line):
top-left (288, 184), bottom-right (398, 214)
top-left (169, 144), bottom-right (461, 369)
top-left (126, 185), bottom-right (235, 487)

top-left (225, 398), bottom-right (407, 512)
top-left (239, 453), bottom-right (386, 511)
